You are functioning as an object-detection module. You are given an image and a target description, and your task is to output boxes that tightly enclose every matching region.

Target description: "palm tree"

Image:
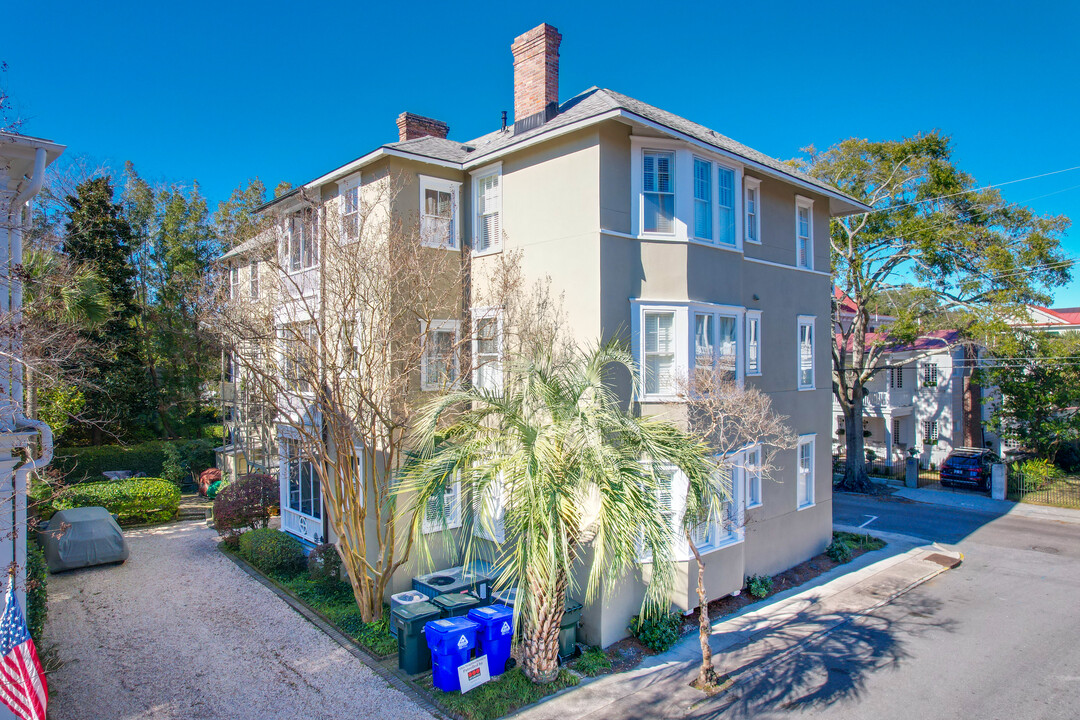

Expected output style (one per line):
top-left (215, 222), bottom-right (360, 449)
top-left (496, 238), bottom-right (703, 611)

top-left (400, 342), bottom-right (720, 684)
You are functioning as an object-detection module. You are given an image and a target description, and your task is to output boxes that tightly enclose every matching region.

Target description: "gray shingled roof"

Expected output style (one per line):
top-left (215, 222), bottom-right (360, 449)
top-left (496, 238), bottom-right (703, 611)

top-left (258, 86), bottom-right (864, 216)
top-left (220, 233), bottom-right (271, 261)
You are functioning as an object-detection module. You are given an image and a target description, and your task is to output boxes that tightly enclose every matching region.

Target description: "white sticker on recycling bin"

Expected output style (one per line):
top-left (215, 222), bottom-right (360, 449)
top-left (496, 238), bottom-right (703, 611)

top-left (500, 621), bottom-right (511, 636)
top-left (457, 634), bottom-right (469, 650)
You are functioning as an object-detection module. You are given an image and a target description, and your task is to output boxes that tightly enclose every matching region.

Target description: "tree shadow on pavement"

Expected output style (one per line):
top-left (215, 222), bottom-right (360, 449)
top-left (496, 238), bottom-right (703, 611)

top-left (683, 593), bottom-right (957, 719)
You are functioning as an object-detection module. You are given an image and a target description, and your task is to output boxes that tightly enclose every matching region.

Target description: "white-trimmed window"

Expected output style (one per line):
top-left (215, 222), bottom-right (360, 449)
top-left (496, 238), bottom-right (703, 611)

top-left (797, 315), bottom-right (815, 390)
top-left (284, 438), bottom-right (322, 520)
top-left (923, 363), bottom-right (939, 387)
top-left (693, 157), bottom-right (712, 240)
top-left (889, 366), bottom-right (904, 389)
top-left (744, 177), bottom-right (761, 243)
top-left (643, 150), bottom-right (676, 235)
top-left (474, 472), bottom-right (506, 543)
top-left (289, 209), bottom-right (318, 271)
top-left (420, 175), bottom-right (461, 249)
top-left (795, 196), bottom-right (813, 269)
top-left (230, 265), bottom-right (239, 299)
top-left (341, 182), bottom-right (360, 243)
top-left (694, 311), bottom-right (738, 380)
top-left (421, 320), bottom-right (459, 391)
top-left (282, 322), bottom-right (316, 393)
top-left (249, 260), bottom-right (258, 298)
top-left (643, 310), bottom-right (678, 397)
top-left (473, 165), bottom-right (502, 254)
top-left (423, 471), bottom-right (462, 533)
top-left (717, 165), bottom-right (736, 245)
top-left (746, 311), bottom-right (761, 376)
top-left (797, 436), bottom-right (815, 509)
top-left (472, 308), bottom-right (503, 393)
top-left (923, 420), bottom-right (939, 444)
top-left (746, 445), bottom-right (763, 508)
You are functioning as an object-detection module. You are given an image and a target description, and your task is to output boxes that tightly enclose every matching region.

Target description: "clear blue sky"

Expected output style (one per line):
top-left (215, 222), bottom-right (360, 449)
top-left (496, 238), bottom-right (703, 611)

top-left (8, 0), bottom-right (1080, 303)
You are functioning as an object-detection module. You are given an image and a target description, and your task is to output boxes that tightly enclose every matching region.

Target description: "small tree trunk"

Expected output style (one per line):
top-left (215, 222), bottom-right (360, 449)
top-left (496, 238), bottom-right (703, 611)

top-left (687, 532), bottom-right (719, 689)
top-left (837, 384), bottom-right (874, 493)
top-left (521, 567), bottom-right (565, 684)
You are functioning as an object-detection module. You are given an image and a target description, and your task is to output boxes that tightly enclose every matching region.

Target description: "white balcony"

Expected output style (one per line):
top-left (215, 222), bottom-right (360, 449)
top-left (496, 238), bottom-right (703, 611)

top-left (864, 387), bottom-right (913, 413)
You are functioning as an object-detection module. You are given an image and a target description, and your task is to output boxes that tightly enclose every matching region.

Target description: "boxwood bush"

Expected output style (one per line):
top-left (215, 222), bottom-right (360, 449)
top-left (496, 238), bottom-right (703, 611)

top-left (213, 474), bottom-right (278, 547)
top-left (239, 528), bottom-right (306, 578)
top-left (51, 439), bottom-right (215, 485)
top-left (54, 478), bottom-right (181, 525)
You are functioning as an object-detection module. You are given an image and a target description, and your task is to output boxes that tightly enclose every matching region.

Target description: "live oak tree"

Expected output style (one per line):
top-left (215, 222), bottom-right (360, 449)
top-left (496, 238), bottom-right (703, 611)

top-left (797, 132), bottom-right (1071, 492)
top-left (680, 364), bottom-right (796, 689)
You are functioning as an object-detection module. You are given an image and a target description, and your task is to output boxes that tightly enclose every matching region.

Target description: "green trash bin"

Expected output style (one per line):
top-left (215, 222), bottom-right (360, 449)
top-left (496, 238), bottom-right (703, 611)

top-left (433, 592), bottom-right (482, 618)
top-left (559, 601), bottom-right (583, 659)
top-left (393, 600), bottom-right (441, 674)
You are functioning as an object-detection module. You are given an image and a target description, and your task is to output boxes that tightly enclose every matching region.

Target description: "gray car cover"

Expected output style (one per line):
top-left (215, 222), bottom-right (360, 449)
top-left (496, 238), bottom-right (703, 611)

top-left (38, 507), bottom-right (130, 573)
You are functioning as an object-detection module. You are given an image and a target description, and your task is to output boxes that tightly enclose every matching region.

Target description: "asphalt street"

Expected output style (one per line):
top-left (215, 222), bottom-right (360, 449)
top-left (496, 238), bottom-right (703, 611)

top-left (705, 492), bottom-right (1080, 719)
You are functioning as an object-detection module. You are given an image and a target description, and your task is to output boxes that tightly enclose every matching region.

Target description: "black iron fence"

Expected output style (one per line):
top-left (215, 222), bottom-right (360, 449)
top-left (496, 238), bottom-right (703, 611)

top-left (1007, 467), bottom-right (1080, 509)
top-left (834, 456), bottom-right (906, 481)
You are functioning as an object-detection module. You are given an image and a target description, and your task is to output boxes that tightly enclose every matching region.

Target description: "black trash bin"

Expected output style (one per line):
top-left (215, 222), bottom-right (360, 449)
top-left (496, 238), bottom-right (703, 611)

top-left (559, 601), bottom-right (583, 659)
top-left (432, 591), bottom-right (482, 618)
top-left (393, 600), bottom-right (441, 674)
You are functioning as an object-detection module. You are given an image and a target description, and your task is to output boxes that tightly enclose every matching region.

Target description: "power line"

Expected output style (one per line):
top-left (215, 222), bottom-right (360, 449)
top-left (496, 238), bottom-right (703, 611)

top-left (866, 165), bottom-right (1080, 214)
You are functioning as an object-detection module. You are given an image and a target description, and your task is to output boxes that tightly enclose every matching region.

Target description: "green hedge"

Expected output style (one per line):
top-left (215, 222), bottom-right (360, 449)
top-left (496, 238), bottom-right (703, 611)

top-left (26, 542), bottom-right (47, 644)
top-left (54, 478), bottom-right (181, 525)
top-left (239, 528), bottom-right (306, 578)
top-left (51, 439), bottom-right (215, 485)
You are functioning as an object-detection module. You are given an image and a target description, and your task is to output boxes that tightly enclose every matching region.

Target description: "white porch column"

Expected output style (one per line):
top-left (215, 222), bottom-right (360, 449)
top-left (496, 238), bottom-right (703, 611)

top-left (883, 414), bottom-right (893, 462)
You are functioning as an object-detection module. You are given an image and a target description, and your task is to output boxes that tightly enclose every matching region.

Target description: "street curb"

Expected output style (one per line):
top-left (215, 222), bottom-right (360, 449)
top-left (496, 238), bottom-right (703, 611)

top-left (219, 545), bottom-right (449, 720)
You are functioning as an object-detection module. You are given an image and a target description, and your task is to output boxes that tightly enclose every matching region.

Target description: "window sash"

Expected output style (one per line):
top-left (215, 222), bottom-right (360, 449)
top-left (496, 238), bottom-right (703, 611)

top-left (747, 316), bottom-right (760, 374)
top-left (747, 447), bottom-right (762, 507)
top-left (693, 158), bottom-right (711, 239)
top-left (797, 440), bottom-right (814, 507)
top-left (797, 205), bottom-right (811, 268)
top-left (421, 186), bottom-right (456, 248)
top-left (643, 151), bottom-right (675, 234)
top-left (644, 311), bottom-right (676, 396)
top-left (342, 186), bottom-right (360, 242)
top-left (717, 166), bottom-right (736, 245)
top-left (422, 325), bottom-right (458, 390)
top-left (745, 185), bottom-right (758, 242)
top-left (423, 473), bottom-right (462, 533)
top-left (249, 261), bottom-right (258, 298)
top-left (473, 313), bottom-right (503, 392)
top-left (799, 321), bottom-right (814, 389)
top-left (476, 172), bottom-right (500, 253)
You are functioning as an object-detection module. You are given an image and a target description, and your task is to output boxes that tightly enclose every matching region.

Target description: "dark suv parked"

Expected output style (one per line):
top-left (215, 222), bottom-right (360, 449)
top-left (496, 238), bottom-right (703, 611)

top-left (940, 448), bottom-right (1001, 491)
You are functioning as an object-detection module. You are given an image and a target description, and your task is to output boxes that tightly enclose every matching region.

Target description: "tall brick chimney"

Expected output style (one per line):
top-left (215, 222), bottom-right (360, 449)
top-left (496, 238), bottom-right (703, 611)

top-left (511, 23), bottom-right (561, 124)
top-left (396, 112), bottom-right (449, 142)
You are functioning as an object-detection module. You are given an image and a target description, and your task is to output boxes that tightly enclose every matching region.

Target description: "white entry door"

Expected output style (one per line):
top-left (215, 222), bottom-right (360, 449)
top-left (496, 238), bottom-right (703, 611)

top-left (280, 437), bottom-right (323, 544)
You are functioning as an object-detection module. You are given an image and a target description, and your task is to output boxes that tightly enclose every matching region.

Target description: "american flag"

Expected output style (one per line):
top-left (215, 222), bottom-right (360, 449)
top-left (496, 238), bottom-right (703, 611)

top-left (0, 576), bottom-right (46, 720)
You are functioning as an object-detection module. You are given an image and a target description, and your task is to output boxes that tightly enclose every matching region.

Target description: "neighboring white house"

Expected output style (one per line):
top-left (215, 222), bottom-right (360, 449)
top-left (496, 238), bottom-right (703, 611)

top-left (0, 132), bottom-right (64, 616)
top-left (1010, 305), bottom-right (1080, 334)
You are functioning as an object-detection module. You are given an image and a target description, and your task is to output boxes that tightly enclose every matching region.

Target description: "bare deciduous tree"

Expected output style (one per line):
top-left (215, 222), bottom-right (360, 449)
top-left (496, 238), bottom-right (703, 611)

top-left (680, 364), bottom-right (797, 690)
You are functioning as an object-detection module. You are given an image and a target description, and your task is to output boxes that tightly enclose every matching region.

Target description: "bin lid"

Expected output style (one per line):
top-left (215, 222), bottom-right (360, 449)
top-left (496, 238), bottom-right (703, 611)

top-left (392, 590), bottom-right (429, 604)
top-left (432, 592), bottom-right (480, 610)
top-left (424, 616), bottom-right (479, 636)
top-left (468, 604), bottom-right (514, 623)
top-left (392, 600), bottom-right (441, 622)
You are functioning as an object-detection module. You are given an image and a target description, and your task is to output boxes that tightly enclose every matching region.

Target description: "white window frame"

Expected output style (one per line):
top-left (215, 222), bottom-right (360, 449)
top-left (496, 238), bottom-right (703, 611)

top-left (420, 319), bottom-right (460, 392)
top-left (249, 259), bottom-right (258, 298)
top-left (889, 366), bottom-right (904, 389)
top-left (923, 420), bottom-right (939, 444)
top-left (471, 307), bottom-right (503, 393)
top-left (745, 444), bottom-right (763, 509)
top-left (797, 315), bottom-right (816, 391)
top-left (744, 177), bottom-right (762, 244)
top-left (230, 265), bottom-right (239, 299)
top-left (692, 156), bottom-right (712, 241)
top-left (419, 174), bottom-right (462, 250)
top-left (471, 163), bottom-right (502, 256)
top-left (636, 305), bottom-right (686, 402)
top-left (796, 434), bottom-right (816, 510)
top-left (422, 470), bottom-right (462, 534)
top-left (692, 308), bottom-right (742, 382)
top-left (795, 195), bottom-right (814, 270)
top-left (746, 310), bottom-right (762, 376)
top-left (338, 175), bottom-right (362, 244)
top-left (630, 137), bottom-right (745, 250)
top-left (923, 362), bottom-right (939, 387)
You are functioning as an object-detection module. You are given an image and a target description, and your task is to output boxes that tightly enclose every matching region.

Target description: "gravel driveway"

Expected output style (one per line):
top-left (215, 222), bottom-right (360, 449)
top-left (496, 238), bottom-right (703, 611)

top-left (44, 521), bottom-right (435, 720)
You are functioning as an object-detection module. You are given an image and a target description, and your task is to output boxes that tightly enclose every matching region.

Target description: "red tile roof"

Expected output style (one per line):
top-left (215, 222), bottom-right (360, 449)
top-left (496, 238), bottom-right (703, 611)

top-left (835, 328), bottom-right (962, 354)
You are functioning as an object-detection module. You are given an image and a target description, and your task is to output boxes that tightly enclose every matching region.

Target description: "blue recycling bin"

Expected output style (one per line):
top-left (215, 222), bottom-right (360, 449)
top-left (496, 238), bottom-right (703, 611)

top-left (468, 603), bottom-right (515, 676)
top-left (424, 616), bottom-right (479, 692)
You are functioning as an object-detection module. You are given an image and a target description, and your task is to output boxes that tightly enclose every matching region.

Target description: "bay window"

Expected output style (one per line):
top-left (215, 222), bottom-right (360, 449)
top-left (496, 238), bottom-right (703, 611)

top-left (693, 158), bottom-right (712, 240)
top-left (717, 165), bottom-right (736, 245)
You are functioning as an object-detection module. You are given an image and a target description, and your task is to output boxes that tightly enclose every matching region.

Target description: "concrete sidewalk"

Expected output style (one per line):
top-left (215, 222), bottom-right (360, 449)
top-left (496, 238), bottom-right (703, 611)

top-left (512, 540), bottom-right (961, 720)
top-left (893, 486), bottom-right (1080, 523)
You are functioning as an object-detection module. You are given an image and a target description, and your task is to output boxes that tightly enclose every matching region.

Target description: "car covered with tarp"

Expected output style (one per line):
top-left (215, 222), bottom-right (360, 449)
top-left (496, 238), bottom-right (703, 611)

top-left (37, 506), bottom-right (130, 573)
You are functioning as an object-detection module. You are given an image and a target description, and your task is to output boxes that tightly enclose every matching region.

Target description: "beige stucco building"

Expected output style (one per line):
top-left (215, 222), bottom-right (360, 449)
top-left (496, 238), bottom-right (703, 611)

top-left (219, 23), bottom-right (868, 647)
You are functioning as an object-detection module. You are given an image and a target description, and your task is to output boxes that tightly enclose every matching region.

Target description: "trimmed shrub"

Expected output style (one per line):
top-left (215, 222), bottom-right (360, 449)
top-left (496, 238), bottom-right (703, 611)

top-left (51, 439), bottom-right (215, 484)
top-left (826, 538), bottom-right (853, 563)
top-left (628, 611), bottom-right (682, 652)
top-left (239, 528), bottom-right (305, 577)
top-left (308, 543), bottom-right (343, 586)
top-left (26, 542), bottom-right (47, 644)
top-left (746, 573), bottom-right (774, 599)
top-left (213, 473), bottom-right (278, 547)
top-left (54, 478), bottom-right (180, 525)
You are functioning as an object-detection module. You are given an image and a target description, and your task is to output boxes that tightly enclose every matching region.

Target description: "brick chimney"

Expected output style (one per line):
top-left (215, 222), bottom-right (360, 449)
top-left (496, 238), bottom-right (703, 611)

top-left (511, 23), bottom-right (561, 123)
top-left (396, 112), bottom-right (450, 142)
